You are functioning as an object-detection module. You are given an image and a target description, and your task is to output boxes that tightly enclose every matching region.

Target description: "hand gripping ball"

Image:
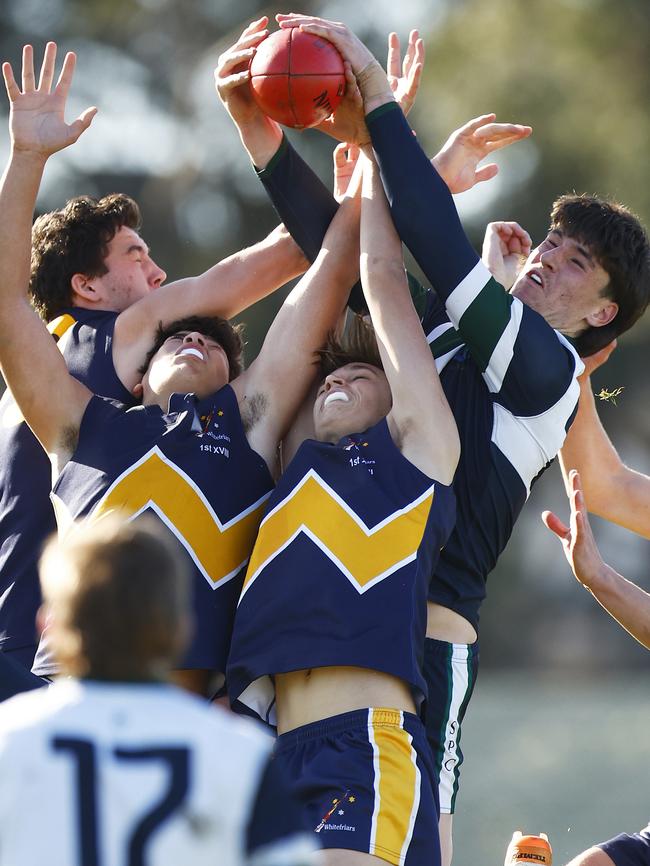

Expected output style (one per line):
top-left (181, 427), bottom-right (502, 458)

top-left (249, 29), bottom-right (345, 129)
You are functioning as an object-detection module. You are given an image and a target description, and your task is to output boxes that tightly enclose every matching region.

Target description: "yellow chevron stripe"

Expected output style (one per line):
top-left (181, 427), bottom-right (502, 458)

top-left (369, 709), bottom-right (420, 865)
top-left (62, 447), bottom-right (269, 589)
top-left (242, 471), bottom-right (433, 595)
top-left (48, 313), bottom-right (76, 342)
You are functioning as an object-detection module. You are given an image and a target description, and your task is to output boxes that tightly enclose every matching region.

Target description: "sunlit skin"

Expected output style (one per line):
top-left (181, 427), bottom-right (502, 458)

top-left (72, 225), bottom-right (167, 312)
top-left (313, 362), bottom-right (392, 444)
top-left (137, 330), bottom-right (230, 409)
top-left (510, 229), bottom-right (616, 336)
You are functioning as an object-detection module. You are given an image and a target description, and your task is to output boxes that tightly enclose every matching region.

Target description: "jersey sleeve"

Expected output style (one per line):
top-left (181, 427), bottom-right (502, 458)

top-left (245, 754), bottom-right (317, 866)
top-left (366, 102), bottom-right (583, 417)
top-left (256, 135), bottom-right (368, 314)
top-left (256, 135), bottom-right (338, 266)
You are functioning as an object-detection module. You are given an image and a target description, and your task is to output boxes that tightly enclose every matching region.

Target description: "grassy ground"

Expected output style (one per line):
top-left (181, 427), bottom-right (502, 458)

top-left (453, 671), bottom-right (650, 866)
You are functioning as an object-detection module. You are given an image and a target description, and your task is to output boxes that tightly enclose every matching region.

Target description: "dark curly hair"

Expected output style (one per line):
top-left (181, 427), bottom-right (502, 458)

top-left (30, 193), bottom-right (142, 321)
top-left (138, 315), bottom-right (245, 382)
top-left (550, 194), bottom-right (650, 357)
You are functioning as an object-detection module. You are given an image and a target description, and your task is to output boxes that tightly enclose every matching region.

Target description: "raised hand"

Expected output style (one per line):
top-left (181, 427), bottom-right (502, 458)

top-left (215, 18), bottom-right (273, 127)
top-left (482, 221), bottom-right (532, 290)
top-left (432, 114), bottom-right (532, 195)
top-left (541, 470), bottom-right (605, 591)
top-left (386, 30), bottom-right (424, 116)
top-left (276, 13), bottom-right (375, 74)
top-left (2, 42), bottom-right (96, 159)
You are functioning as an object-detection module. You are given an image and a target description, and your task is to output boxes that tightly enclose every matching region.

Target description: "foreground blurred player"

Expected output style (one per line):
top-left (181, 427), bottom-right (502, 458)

top-left (0, 517), bottom-right (315, 865)
top-left (228, 148), bottom-right (459, 866)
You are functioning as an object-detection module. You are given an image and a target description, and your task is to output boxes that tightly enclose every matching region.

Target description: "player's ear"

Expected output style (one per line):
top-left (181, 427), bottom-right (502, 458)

top-left (71, 273), bottom-right (99, 304)
top-left (586, 299), bottom-right (617, 328)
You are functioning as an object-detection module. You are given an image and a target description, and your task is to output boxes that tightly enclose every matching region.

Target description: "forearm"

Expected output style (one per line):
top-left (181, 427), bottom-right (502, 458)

top-left (200, 223), bottom-right (308, 319)
top-left (367, 102), bottom-right (479, 297)
top-left (256, 134), bottom-right (338, 264)
top-left (560, 379), bottom-right (624, 497)
top-left (0, 150), bottom-right (46, 300)
top-left (236, 112), bottom-right (284, 171)
top-left (586, 564), bottom-right (650, 650)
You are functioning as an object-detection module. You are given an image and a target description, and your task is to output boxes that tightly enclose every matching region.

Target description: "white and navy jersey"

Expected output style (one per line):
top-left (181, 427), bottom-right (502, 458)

top-left (259, 113), bottom-right (584, 632)
top-left (0, 680), bottom-right (316, 866)
top-left (367, 103), bottom-right (584, 629)
top-left (0, 309), bottom-right (132, 662)
top-left (32, 386), bottom-right (273, 679)
top-left (228, 419), bottom-right (456, 724)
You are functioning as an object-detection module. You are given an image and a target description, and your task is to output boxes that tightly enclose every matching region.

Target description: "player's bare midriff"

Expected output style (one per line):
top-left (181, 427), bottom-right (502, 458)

top-left (275, 666), bottom-right (417, 734)
top-left (426, 602), bottom-right (478, 644)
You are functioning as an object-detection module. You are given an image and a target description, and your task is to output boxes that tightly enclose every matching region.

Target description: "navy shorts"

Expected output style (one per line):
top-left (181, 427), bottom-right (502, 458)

top-left (275, 707), bottom-right (441, 866)
top-left (422, 638), bottom-right (479, 814)
top-left (599, 823), bottom-right (650, 866)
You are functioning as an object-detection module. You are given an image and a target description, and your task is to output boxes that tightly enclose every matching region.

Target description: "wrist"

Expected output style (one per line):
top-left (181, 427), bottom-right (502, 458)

top-left (238, 116), bottom-right (283, 169)
top-left (357, 60), bottom-right (395, 114)
top-left (9, 145), bottom-right (49, 168)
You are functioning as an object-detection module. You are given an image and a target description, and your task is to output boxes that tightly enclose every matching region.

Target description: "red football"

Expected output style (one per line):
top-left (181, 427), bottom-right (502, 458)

top-left (249, 29), bottom-right (345, 129)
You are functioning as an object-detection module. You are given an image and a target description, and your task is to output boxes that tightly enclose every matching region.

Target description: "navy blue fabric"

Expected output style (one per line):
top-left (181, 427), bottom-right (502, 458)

top-left (228, 419), bottom-right (455, 720)
top-left (0, 650), bottom-right (47, 702)
top-left (600, 825), bottom-right (650, 866)
top-left (32, 386), bottom-right (273, 678)
top-left (0, 309), bottom-right (132, 663)
top-left (245, 753), bottom-right (311, 855)
top-left (274, 708), bottom-right (440, 866)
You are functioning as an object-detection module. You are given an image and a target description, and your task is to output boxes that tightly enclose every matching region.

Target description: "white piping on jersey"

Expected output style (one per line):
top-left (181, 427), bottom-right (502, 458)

top-left (491, 369), bottom-right (581, 496)
top-left (444, 259), bottom-right (493, 326)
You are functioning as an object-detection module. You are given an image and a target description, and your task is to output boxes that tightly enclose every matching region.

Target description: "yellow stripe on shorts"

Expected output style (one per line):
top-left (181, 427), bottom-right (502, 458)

top-left (368, 708), bottom-right (421, 866)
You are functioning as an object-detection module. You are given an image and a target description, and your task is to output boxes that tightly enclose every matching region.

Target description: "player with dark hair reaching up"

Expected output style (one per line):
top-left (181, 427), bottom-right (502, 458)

top-left (0, 516), bottom-right (316, 865)
top-left (228, 146), bottom-right (459, 866)
top-left (0, 40), bottom-right (309, 676)
top-left (218, 14), bottom-right (650, 866)
top-left (0, 43), bottom-right (361, 697)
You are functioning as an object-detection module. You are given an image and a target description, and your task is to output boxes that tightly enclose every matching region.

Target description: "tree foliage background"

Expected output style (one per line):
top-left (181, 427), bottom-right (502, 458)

top-left (0, 0), bottom-right (648, 670)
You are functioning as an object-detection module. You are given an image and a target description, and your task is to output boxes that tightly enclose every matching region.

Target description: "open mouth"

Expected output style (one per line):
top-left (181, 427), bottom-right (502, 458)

top-left (177, 347), bottom-right (204, 361)
top-left (527, 271), bottom-right (544, 287)
top-left (324, 391), bottom-right (349, 408)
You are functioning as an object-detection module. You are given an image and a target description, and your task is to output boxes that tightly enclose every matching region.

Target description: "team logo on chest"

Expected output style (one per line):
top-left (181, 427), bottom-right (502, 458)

top-left (240, 469), bottom-right (434, 599)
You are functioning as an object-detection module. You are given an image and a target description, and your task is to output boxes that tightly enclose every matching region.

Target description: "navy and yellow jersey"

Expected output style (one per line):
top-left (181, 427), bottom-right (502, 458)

top-left (258, 114), bottom-right (583, 633)
top-left (227, 419), bottom-right (456, 725)
top-left (0, 309), bottom-right (132, 660)
top-left (31, 385), bottom-right (273, 679)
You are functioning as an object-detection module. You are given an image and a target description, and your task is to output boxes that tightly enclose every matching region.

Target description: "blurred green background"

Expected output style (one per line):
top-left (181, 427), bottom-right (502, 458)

top-left (1, 0), bottom-right (648, 860)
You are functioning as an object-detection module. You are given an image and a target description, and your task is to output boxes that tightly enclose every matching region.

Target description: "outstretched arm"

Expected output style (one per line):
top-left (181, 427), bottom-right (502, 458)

top-left (559, 343), bottom-right (650, 539)
top-left (0, 43), bottom-right (93, 460)
top-left (542, 470), bottom-right (650, 650)
top-left (278, 16), bottom-right (577, 425)
top-left (359, 148), bottom-right (459, 483)
top-left (235, 164), bottom-right (364, 466)
top-left (112, 222), bottom-right (308, 391)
